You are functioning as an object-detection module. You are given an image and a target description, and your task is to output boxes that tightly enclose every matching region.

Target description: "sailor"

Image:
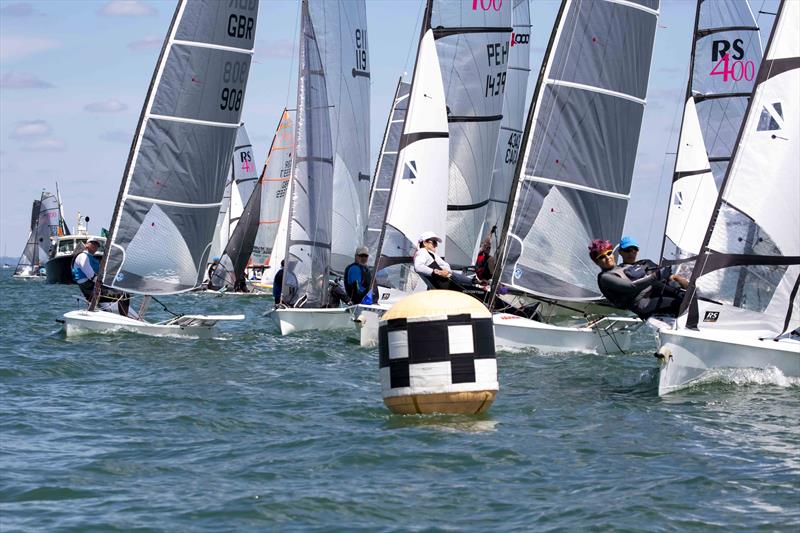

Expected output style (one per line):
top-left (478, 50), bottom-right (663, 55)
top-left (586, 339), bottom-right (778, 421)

top-left (272, 260), bottom-right (285, 302)
top-left (474, 226), bottom-right (497, 281)
top-left (344, 246), bottom-right (372, 304)
top-left (207, 256), bottom-right (221, 289)
top-left (413, 231), bottom-right (479, 291)
top-left (589, 239), bottom-right (688, 319)
top-left (72, 238), bottom-right (101, 301)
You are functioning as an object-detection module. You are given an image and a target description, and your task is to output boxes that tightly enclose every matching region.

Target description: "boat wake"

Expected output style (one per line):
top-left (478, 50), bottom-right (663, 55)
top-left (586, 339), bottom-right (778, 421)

top-left (689, 366), bottom-right (800, 390)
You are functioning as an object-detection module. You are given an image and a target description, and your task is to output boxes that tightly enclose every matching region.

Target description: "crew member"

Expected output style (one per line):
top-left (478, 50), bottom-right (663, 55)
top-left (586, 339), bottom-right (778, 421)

top-left (344, 246), bottom-right (372, 304)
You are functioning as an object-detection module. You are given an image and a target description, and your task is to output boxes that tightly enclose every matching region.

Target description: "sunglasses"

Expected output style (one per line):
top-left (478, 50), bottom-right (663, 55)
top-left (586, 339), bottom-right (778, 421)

top-left (620, 247), bottom-right (639, 253)
top-left (596, 249), bottom-right (614, 260)
top-left (357, 254), bottom-right (369, 257)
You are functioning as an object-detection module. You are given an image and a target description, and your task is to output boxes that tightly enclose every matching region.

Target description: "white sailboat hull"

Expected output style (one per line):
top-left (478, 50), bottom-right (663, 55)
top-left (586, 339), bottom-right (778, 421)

top-left (353, 304), bottom-right (390, 347)
top-left (63, 309), bottom-right (244, 339)
top-left (493, 313), bottom-right (640, 354)
top-left (656, 328), bottom-right (800, 395)
top-left (267, 307), bottom-right (353, 336)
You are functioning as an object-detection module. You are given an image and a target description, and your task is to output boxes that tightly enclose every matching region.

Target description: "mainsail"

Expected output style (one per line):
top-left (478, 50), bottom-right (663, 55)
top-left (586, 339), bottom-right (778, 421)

top-left (373, 29), bottom-right (449, 286)
top-left (36, 191), bottom-right (61, 260)
top-left (252, 109), bottom-right (295, 268)
top-left (281, 0), bottom-right (369, 307)
top-left (309, 0), bottom-right (371, 272)
top-left (661, 0), bottom-right (763, 265)
top-left (97, 0), bottom-right (259, 296)
top-left (681, 0), bottom-right (799, 336)
top-left (429, 0), bottom-right (512, 268)
top-left (482, 0), bottom-right (532, 247)
top-left (209, 124), bottom-right (262, 290)
top-left (364, 79), bottom-right (411, 267)
top-left (492, 0), bottom-right (660, 302)
top-left (13, 199), bottom-right (42, 276)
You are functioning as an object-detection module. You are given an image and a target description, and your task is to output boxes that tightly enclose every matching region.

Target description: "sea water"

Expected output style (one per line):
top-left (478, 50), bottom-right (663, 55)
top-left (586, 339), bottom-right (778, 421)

top-left (1, 270), bottom-right (798, 531)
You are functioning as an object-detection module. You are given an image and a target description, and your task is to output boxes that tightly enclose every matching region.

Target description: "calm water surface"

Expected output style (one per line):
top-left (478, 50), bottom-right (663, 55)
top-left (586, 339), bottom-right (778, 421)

top-left (1, 271), bottom-right (798, 531)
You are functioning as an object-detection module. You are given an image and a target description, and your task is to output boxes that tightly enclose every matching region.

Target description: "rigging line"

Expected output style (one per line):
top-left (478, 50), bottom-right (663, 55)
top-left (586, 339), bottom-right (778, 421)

top-left (284, 0), bottom-right (301, 109)
top-left (403, 0), bottom-right (426, 77)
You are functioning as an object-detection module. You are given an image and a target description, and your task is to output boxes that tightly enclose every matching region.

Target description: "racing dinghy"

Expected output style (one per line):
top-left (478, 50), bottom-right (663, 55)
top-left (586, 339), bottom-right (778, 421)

top-left (267, 0), bottom-right (370, 335)
top-left (64, 0), bottom-right (258, 338)
top-left (654, 0), bottom-right (800, 394)
top-left (486, 0), bottom-right (661, 354)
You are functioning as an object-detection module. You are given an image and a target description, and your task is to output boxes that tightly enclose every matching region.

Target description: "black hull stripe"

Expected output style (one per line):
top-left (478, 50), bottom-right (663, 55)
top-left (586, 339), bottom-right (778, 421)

top-left (432, 26), bottom-right (512, 39)
top-left (448, 199), bottom-right (490, 211)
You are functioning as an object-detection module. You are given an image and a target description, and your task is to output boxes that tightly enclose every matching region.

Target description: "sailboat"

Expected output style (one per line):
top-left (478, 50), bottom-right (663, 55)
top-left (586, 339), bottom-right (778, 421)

top-left (63, 0), bottom-right (259, 338)
top-left (251, 109), bottom-right (295, 290)
top-left (487, 0), bottom-right (661, 353)
top-left (267, 0), bottom-right (370, 336)
top-left (660, 0), bottom-right (763, 273)
top-left (353, 7), bottom-right (452, 346)
top-left (13, 190), bottom-right (62, 279)
top-left (207, 123), bottom-right (266, 293)
top-left (654, 0), bottom-right (799, 395)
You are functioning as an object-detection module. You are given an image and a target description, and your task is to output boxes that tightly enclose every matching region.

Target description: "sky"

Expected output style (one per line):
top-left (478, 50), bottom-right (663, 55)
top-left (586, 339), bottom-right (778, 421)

top-left (0, 0), bottom-right (780, 262)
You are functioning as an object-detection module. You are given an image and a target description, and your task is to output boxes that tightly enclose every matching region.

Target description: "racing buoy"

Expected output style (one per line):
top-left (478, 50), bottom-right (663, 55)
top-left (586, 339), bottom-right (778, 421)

top-left (378, 290), bottom-right (498, 415)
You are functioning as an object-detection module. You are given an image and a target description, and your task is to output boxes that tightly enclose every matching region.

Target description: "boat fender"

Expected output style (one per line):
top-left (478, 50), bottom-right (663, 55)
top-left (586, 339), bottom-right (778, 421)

top-left (378, 290), bottom-right (498, 415)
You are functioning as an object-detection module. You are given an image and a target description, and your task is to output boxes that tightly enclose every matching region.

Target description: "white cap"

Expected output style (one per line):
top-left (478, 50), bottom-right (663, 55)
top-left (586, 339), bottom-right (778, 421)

top-left (418, 231), bottom-right (442, 244)
top-left (355, 246), bottom-right (369, 255)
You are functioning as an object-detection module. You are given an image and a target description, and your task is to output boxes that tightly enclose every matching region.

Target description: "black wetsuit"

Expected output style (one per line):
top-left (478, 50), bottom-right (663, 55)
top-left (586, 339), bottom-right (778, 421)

top-left (597, 266), bottom-right (683, 319)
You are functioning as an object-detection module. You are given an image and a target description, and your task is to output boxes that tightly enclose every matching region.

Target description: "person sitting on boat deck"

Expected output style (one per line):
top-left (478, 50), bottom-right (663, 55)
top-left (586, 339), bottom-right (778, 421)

top-left (590, 239), bottom-right (688, 319)
top-left (618, 235), bottom-right (688, 290)
top-left (207, 257), bottom-right (221, 289)
top-left (272, 260), bottom-right (285, 302)
top-left (71, 238), bottom-right (130, 316)
top-left (474, 226), bottom-right (497, 281)
top-left (414, 231), bottom-right (478, 291)
top-left (344, 246), bottom-right (373, 304)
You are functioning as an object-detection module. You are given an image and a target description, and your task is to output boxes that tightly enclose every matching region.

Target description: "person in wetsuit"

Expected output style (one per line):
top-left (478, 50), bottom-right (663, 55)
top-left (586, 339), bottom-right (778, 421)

top-left (589, 239), bottom-right (688, 319)
top-left (344, 246), bottom-right (372, 304)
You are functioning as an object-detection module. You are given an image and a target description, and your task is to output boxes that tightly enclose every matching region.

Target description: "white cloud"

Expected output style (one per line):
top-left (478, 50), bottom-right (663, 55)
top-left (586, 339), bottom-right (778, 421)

top-left (0, 3), bottom-right (43, 17)
top-left (28, 139), bottom-right (67, 151)
top-left (10, 120), bottom-right (52, 139)
top-left (128, 36), bottom-right (162, 51)
top-left (0, 71), bottom-right (54, 89)
top-left (97, 0), bottom-right (157, 17)
top-left (0, 35), bottom-right (59, 63)
top-left (100, 130), bottom-right (132, 144)
top-left (84, 99), bottom-right (128, 113)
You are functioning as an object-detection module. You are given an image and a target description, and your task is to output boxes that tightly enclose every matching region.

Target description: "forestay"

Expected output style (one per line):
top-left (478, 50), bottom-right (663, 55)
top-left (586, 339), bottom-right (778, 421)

top-left (662, 0), bottom-right (763, 265)
top-left (481, 0), bottom-right (532, 250)
top-left (430, 0), bottom-right (512, 268)
top-left (209, 124), bottom-right (261, 290)
top-left (494, 0), bottom-right (660, 302)
top-left (373, 30), bottom-right (449, 286)
top-left (252, 109), bottom-right (294, 268)
top-left (308, 0), bottom-right (371, 273)
top-left (681, 0), bottom-right (799, 336)
top-left (98, 0), bottom-right (259, 295)
top-left (364, 79), bottom-right (411, 268)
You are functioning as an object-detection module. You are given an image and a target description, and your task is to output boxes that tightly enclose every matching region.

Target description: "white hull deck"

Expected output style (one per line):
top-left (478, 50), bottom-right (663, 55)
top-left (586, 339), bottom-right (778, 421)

top-left (353, 304), bottom-right (390, 347)
top-left (493, 313), bottom-right (641, 354)
top-left (267, 307), bottom-right (353, 336)
top-left (656, 327), bottom-right (800, 395)
top-left (63, 309), bottom-right (244, 339)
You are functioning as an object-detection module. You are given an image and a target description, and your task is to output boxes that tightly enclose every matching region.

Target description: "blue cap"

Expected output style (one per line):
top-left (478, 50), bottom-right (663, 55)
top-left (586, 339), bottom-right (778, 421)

top-left (212, 256), bottom-right (221, 262)
top-left (619, 236), bottom-right (639, 250)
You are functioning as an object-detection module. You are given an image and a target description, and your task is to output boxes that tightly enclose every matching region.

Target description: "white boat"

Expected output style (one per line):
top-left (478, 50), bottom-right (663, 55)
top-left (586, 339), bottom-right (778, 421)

top-left (486, 0), bottom-right (660, 352)
top-left (270, 0), bottom-right (370, 335)
top-left (63, 0), bottom-right (260, 338)
top-left (63, 309), bottom-right (244, 339)
top-left (654, 0), bottom-right (800, 394)
top-left (266, 307), bottom-right (353, 336)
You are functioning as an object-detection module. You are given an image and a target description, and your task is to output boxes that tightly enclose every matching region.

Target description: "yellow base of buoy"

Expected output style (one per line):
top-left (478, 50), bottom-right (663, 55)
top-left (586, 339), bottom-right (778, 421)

top-left (384, 390), bottom-right (496, 415)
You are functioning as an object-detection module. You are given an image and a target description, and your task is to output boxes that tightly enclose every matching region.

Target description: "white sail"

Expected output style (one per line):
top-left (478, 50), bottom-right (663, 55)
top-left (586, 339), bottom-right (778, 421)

top-left (375, 30), bottom-right (449, 276)
top-left (682, 0), bottom-right (799, 336)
